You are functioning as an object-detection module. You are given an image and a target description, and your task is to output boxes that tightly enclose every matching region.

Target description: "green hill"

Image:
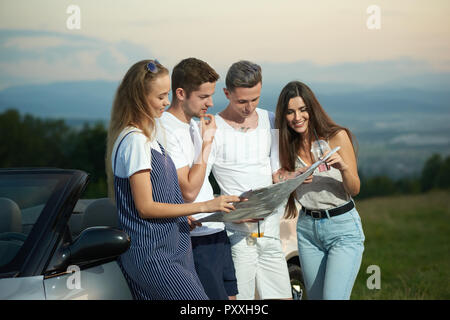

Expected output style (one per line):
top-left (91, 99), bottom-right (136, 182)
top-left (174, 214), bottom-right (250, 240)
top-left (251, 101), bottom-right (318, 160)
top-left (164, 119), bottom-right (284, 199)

top-left (351, 190), bottom-right (450, 299)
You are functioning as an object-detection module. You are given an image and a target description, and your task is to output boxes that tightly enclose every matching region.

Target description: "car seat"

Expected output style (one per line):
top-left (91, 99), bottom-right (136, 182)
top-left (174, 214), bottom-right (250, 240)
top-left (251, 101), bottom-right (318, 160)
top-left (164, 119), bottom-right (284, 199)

top-left (82, 198), bottom-right (118, 230)
top-left (0, 198), bottom-right (24, 266)
top-left (0, 197), bottom-right (22, 234)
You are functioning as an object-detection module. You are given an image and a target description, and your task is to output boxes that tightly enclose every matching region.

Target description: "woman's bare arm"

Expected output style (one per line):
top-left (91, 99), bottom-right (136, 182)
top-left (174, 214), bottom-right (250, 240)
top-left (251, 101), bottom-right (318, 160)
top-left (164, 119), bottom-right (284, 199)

top-left (327, 130), bottom-right (360, 196)
top-left (129, 170), bottom-right (241, 219)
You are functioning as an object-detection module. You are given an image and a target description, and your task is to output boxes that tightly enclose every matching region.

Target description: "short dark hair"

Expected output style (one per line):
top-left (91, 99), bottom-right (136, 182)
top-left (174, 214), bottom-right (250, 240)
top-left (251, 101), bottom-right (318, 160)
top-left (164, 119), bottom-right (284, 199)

top-left (225, 60), bottom-right (262, 92)
top-left (171, 58), bottom-right (219, 99)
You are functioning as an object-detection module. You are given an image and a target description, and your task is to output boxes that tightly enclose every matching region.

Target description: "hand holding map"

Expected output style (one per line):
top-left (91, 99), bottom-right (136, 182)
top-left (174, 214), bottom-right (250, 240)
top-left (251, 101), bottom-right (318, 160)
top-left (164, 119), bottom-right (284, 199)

top-left (197, 146), bottom-right (341, 223)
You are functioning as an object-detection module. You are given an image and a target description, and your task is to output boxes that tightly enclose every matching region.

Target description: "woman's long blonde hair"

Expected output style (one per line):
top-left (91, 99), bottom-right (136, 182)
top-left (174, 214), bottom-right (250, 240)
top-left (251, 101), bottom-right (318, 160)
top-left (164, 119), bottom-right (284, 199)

top-left (106, 59), bottom-right (168, 200)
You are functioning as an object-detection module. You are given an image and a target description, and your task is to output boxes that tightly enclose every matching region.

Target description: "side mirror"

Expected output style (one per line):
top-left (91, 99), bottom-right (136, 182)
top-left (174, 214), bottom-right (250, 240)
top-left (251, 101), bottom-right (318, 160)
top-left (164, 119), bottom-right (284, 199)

top-left (67, 227), bottom-right (130, 265)
top-left (49, 227), bottom-right (130, 271)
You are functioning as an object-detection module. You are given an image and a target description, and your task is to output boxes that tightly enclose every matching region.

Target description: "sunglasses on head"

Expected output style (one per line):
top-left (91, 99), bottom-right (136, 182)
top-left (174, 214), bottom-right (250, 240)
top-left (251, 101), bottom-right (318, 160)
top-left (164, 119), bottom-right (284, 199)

top-left (146, 59), bottom-right (161, 73)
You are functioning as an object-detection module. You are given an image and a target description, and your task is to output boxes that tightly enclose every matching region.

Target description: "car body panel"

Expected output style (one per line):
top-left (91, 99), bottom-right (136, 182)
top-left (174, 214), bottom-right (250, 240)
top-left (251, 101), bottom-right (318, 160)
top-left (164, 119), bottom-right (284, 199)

top-left (280, 216), bottom-right (299, 262)
top-left (0, 276), bottom-right (45, 300)
top-left (44, 261), bottom-right (132, 300)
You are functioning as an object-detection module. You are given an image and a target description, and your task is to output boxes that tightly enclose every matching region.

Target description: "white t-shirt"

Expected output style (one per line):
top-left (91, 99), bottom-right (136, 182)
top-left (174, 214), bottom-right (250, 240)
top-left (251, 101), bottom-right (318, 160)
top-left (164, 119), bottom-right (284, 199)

top-left (112, 127), bottom-right (162, 179)
top-left (156, 112), bottom-right (225, 236)
top-left (210, 108), bottom-right (283, 238)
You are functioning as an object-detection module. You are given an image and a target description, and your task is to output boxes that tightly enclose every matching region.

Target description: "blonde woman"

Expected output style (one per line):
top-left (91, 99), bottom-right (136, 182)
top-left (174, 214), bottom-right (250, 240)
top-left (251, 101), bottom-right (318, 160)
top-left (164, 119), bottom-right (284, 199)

top-left (106, 59), bottom-right (241, 300)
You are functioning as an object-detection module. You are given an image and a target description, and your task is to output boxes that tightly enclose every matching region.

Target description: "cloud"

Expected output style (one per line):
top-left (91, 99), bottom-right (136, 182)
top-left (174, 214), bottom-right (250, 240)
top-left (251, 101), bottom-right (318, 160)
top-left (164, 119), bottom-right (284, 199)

top-left (259, 58), bottom-right (450, 93)
top-left (3, 35), bottom-right (70, 50)
top-left (389, 134), bottom-right (449, 146)
top-left (2, 0), bottom-right (450, 72)
top-left (1, 29), bottom-right (449, 94)
top-left (0, 29), bottom-right (151, 89)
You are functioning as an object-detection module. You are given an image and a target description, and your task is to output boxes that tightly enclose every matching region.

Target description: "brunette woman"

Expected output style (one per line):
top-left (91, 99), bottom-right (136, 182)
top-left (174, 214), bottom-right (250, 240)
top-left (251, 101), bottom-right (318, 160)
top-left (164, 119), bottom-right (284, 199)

top-left (274, 81), bottom-right (365, 300)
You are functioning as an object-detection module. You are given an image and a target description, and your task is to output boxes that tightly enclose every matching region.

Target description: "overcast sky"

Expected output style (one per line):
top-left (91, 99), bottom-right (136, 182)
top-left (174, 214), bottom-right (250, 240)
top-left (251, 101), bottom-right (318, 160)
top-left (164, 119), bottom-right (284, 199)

top-left (0, 0), bottom-right (449, 90)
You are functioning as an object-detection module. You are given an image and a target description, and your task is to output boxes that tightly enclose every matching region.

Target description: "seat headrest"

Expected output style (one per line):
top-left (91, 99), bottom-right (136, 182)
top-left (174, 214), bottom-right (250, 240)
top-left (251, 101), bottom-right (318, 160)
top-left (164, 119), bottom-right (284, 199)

top-left (0, 198), bottom-right (22, 233)
top-left (82, 198), bottom-right (118, 229)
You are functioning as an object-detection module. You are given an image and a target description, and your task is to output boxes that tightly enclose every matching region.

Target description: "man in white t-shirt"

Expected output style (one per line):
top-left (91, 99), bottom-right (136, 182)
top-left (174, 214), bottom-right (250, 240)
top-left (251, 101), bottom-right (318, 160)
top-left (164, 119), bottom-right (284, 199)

top-left (156, 57), bottom-right (238, 300)
top-left (209, 60), bottom-right (292, 300)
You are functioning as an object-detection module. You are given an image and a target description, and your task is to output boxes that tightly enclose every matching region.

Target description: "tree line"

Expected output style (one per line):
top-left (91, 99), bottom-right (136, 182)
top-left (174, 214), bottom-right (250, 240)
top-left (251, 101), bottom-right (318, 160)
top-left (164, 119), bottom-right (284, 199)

top-left (1, 109), bottom-right (449, 199)
top-left (0, 109), bottom-right (106, 197)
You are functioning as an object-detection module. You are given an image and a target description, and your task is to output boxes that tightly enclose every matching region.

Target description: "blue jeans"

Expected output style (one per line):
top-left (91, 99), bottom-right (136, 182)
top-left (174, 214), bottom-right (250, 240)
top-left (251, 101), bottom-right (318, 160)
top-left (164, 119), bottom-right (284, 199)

top-left (297, 206), bottom-right (365, 300)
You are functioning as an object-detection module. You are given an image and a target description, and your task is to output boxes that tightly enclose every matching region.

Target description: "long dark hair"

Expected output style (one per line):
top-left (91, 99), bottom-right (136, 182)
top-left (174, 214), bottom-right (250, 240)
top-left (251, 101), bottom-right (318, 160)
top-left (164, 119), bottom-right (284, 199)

top-left (275, 81), bottom-right (358, 218)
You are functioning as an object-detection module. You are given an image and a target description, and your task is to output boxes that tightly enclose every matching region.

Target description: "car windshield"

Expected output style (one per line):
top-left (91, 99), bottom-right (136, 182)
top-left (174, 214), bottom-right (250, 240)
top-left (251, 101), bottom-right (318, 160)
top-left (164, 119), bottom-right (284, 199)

top-left (0, 173), bottom-right (60, 269)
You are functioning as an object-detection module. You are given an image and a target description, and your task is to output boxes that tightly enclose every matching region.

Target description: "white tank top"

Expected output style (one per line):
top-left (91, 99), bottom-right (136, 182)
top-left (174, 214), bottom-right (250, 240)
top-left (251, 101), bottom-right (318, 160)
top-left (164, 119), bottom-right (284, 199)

top-left (211, 108), bottom-right (282, 237)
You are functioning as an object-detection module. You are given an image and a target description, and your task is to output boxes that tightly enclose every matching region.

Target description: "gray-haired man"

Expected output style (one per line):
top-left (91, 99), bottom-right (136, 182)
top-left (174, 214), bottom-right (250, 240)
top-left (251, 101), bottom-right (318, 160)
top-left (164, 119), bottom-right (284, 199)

top-left (208, 60), bottom-right (292, 300)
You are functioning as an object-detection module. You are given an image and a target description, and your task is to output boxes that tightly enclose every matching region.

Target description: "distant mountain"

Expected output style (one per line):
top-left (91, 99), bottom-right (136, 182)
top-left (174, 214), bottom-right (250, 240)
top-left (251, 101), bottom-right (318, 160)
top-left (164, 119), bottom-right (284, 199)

top-left (0, 80), bottom-right (449, 122)
top-left (0, 81), bottom-right (119, 120)
top-left (1, 80), bottom-right (448, 178)
top-left (315, 88), bottom-right (450, 115)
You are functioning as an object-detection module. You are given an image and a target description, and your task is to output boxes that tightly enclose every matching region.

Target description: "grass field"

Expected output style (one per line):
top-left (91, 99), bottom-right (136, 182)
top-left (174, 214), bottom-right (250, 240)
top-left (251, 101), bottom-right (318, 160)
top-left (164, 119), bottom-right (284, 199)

top-left (350, 190), bottom-right (450, 299)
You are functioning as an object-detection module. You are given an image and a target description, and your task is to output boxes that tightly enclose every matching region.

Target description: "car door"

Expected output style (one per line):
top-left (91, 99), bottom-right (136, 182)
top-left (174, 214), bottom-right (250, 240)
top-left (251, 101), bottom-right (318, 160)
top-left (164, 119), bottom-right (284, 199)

top-left (43, 226), bottom-right (133, 300)
top-left (44, 261), bottom-right (132, 300)
top-left (0, 169), bottom-right (133, 300)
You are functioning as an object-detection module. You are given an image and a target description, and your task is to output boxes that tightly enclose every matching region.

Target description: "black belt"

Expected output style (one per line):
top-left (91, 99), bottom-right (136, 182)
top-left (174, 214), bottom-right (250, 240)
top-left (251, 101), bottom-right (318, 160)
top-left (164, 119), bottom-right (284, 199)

top-left (301, 201), bottom-right (355, 219)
